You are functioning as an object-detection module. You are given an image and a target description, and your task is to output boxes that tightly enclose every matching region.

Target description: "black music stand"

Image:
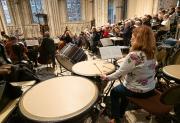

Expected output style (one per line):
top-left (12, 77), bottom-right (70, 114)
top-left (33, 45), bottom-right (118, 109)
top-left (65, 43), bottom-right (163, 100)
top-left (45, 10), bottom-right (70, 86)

top-left (25, 40), bottom-right (39, 67)
top-left (110, 37), bottom-right (124, 45)
top-left (99, 46), bottom-right (123, 107)
top-left (100, 38), bottom-right (113, 47)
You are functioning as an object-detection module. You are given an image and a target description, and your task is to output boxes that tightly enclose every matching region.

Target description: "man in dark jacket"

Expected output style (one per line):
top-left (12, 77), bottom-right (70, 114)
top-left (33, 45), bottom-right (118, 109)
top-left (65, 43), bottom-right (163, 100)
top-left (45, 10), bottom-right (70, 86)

top-left (39, 31), bottom-right (56, 68)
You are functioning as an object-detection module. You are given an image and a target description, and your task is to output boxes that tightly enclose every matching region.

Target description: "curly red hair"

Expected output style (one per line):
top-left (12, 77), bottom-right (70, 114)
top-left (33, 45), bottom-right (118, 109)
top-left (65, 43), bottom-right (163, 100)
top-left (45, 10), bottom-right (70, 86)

top-left (130, 25), bottom-right (156, 59)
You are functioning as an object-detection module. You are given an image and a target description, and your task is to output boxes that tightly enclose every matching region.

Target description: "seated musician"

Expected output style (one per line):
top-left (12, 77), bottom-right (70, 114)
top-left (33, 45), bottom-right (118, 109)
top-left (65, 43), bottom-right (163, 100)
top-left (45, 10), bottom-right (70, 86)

top-left (14, 29), bottom-right (24, 41)
top-left (90, 27), bottom-right (101, 54)
top-left (157, 14), bottom-right (170, 37)
top-left (0, 42), bottom-right (40, 82)
top-left (5, 36), bottom-right (17, 61)
top-left (102, 26), bottom-right (110, 38)
top-left (60, 30), bottom-right (73, 44)
top-left (134, 20), bottom-right (142, 28)
top-left (75, 32), bottom-right (86, 47)
top-left (39, 31), bottom-right (56, 68)
top-left (101, 26), bottom-right (157, 123)
top-left (151, 15), bottom-right (161, 30)
top-left (5, 36), bottom-right (29, 63)
top-left (112, 26), bottom-right (121, 37)
top-left (120, 20), bottom-right (133, 46)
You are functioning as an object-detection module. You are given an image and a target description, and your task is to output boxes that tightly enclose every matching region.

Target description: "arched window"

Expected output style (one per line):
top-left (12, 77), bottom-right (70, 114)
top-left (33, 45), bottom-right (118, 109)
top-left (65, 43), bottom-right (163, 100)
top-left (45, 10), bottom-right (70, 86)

top-left (108, 0), bottom-right (115, 24)
top-left (30, 0), bottom-right (43, 23)
top-left (66, 0), bottom-right (81, 21)
top-left (0, 0), bottom-right (12, 24)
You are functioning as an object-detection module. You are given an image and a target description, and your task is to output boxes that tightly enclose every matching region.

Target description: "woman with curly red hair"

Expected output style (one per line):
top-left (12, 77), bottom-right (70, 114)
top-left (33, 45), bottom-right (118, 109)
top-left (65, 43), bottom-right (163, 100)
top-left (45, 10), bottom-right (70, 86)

top-left (101, 25), bottom-right (157, 123)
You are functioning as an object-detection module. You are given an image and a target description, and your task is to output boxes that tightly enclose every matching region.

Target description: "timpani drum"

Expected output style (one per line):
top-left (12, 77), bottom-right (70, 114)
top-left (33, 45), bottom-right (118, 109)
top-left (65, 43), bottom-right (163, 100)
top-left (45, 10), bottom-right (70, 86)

top-left (72, 60), bottom-right (115, 77)
top-left (162, 65), bottom-right (180, 84)
top-left (169, 49), bottom-right (180, 65)
top-left (56, 43), bottom-right (87, 71)
top-left (18, 76), bottom-right (98, 123)
top-left (72, 60), bottom-right (115, 92)
top-left (156, 45), bottom-right (171, 65)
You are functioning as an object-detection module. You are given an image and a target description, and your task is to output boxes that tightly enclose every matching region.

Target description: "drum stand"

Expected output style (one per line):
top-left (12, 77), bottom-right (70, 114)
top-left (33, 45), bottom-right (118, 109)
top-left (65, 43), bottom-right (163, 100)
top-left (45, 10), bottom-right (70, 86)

top-left (103, 80), bottom-right (116, 100)
top-left (56, 64), bottom-right (68, 76)
top-left (89, 80), bottom-right (118, 123)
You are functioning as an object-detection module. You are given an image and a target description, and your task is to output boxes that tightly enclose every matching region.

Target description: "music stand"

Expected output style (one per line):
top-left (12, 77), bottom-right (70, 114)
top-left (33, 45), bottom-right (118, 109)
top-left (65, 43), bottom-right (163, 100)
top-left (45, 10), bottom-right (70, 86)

top-left (110, 37), bottom-right (124, 45)
top-left (25, 40), bottom-right (39, 47)
top-left (54, 38), bottom-right (60, 45)
top-left (99, 46), bottom-right (123, 60)
top-left (100, 38), bottom-right (113, 47)
top-left (99, 46), bottom-right (123, 109)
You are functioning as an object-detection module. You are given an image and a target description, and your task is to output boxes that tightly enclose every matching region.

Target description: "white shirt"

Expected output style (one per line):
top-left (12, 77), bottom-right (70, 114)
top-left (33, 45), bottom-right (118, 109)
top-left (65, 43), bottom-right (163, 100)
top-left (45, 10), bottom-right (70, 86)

top-left (107, 51), bottom-right (156, 93)
top-left (160, 19), bottom-right (170, 31)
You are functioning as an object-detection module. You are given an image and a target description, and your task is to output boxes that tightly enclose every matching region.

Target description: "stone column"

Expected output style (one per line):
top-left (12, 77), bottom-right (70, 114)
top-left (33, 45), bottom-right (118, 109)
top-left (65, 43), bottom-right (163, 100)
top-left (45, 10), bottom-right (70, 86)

top-left (85, 0), bottom-right (93, 21)
top-left (0, 4), bottom-right (7, 34)
top-left (9, 0), bottom-right (22, 26)
top-left (43, 0), bottom-right (55, 36)
top-left (114, 0), bottom-right (123, 23)
top-left (94, 0), bottom-right (108, 27)
top-left (21, 0), bottom-right (32, 25)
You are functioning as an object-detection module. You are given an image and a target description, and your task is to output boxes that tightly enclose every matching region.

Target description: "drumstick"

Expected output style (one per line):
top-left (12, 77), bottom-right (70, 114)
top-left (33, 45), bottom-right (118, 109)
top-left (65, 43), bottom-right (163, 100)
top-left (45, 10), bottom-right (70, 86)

top-left (102, 65), bottom-right (114, 70)
top-left (93, 63), bottom-right (103, 74)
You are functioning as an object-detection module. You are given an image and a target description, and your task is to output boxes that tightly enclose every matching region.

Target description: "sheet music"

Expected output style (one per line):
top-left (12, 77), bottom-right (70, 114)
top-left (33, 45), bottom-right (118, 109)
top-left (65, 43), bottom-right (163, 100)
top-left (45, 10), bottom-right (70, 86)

top-left (25, 40), bottom-right (39, 46)
top-left (54, 38), bottom-right (60, 44)
top-left (110, 37), bottom-right (123, 41)
top-left (99, 46), bottom-right (123, 59)
top-left (100, 38), bottom-right (113, 47)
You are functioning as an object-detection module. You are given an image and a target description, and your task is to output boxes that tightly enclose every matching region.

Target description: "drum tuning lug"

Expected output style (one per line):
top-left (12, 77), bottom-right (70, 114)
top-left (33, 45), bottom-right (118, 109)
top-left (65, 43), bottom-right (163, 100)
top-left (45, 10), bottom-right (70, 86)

top-left (100, 102), bottom-right (106, 108)
top-left (170, 80), bottom-right (175, 83)
top-left (100, 94), bottom-right (104, 97)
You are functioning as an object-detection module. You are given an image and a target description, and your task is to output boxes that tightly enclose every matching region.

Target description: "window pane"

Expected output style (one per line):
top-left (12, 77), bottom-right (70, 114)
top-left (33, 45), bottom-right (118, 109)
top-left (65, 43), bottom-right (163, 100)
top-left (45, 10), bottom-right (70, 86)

top-left (66, 0), bottom-right (81, 21)
top-left (108, 0), bottom-right (115, 24)
top-left (0, 0), bottom-right (12, 24)
top-left (30, 0), bottom-right (43, 23)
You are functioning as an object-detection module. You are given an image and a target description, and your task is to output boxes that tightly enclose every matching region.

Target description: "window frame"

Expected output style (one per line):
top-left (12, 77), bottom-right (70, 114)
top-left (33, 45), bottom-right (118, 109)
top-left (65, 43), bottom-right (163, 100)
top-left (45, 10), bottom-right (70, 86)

top-left (0, 0), bottom-right (12, 25)
top-left (29, 0), bottom-right (43, 24)
top-left (66, 0), bottom-right (82, 22)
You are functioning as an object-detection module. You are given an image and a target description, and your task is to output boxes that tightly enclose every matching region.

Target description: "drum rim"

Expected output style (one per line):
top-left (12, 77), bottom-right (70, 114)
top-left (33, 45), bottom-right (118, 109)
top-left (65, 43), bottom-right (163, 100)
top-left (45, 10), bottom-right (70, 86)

top-left (162, 65), bottom-right (180, 81)
top-left (18, 76), bottom-right (99, 122)
top-left (55, 54), bottom-right (73, 71)
top-left (72, 60), bottom-right (115, 77)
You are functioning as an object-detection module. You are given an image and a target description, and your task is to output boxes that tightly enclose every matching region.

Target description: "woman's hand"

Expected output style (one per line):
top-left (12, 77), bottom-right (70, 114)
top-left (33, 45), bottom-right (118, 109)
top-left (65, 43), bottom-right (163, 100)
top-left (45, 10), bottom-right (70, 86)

top-left (100, 74), bottom-right (109, 81)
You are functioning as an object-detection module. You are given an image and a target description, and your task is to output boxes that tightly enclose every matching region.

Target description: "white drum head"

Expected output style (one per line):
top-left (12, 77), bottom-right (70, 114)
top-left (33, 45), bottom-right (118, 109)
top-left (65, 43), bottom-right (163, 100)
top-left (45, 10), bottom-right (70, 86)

top-left (19, 76), bottom-right (98, 122)
top-left (163, 65), bottom-right (180, 80)
top-left (72, 60), bottom-right (115, 76)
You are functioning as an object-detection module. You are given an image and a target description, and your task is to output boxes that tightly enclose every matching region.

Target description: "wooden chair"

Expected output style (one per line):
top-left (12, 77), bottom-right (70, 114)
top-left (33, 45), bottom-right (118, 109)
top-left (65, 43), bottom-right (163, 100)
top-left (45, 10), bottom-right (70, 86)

top-left (128, 85), bottom-right (180, 123)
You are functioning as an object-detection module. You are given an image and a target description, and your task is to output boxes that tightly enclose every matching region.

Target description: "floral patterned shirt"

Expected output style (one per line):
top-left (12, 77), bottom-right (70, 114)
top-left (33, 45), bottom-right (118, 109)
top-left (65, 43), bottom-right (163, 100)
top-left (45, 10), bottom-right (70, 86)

top-left (107, 51), bottom-right (156, 93)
